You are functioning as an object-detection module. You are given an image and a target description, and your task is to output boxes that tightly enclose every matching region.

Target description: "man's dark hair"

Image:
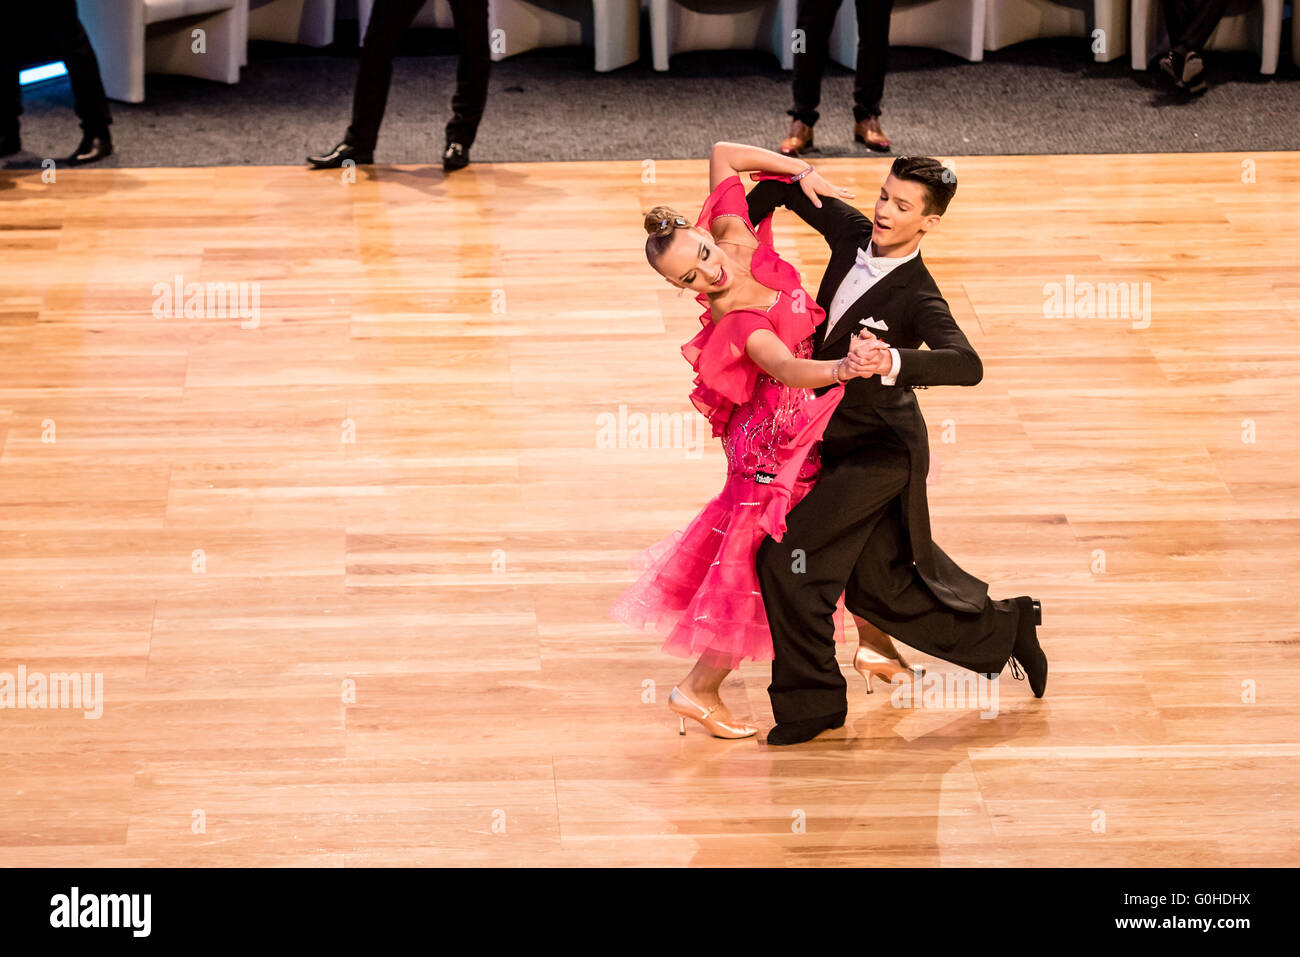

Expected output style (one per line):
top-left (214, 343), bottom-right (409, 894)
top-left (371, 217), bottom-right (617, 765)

top-left (888, 156), bottom-right (957, 217)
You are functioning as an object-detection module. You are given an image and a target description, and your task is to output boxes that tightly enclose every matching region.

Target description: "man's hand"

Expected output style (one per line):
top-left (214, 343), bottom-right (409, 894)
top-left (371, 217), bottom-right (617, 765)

top-left (843, 331), bottom-right (893, 377)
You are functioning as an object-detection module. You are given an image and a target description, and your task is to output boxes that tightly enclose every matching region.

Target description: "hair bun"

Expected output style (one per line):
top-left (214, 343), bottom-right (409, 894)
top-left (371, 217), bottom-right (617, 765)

top-left (644, 205), bottom-right (685, 238)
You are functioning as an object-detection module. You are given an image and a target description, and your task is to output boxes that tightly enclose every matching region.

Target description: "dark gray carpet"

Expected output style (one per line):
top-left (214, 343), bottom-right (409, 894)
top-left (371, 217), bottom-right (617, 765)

top-left (8, 17), bottom-right (1300, 168)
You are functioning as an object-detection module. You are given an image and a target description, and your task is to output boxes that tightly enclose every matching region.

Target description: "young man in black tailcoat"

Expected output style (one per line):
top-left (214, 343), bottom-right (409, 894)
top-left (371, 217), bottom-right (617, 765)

top-left (746, 157), bottom-right (1047, 745)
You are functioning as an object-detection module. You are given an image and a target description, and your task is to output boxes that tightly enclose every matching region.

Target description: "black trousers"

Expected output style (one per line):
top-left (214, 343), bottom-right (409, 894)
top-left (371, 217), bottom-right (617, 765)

top-left (345, 0), bottom-right (490, 151)
top-left (756, 440), bottom-right (1021, 724)
top-left (2, 1), bottom-right (112, 139)
top-left (1161, 0), bottom-right (1230, 56)
top-left (789, 0), bottom-right (894, 126)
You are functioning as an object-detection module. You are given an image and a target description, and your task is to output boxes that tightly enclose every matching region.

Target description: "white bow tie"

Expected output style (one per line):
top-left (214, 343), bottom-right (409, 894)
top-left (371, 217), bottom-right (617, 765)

top-left (855, 247), bottom-right (884, 276)
top-left (856, 244), bottom-right (912, 276)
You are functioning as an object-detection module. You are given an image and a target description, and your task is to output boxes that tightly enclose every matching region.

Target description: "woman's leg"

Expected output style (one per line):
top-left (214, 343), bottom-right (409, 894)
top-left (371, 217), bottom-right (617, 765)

top-left (851, 612), bottom-right (911, 668)
top-left (677, 659), bottom-right (744, 722)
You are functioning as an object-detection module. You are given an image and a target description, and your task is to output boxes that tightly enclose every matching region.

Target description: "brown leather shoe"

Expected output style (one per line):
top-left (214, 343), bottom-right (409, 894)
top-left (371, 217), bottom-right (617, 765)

top-left (779, 119), bottom-right (814, 156)
top-left (853, 115), bottom-right (891, 152)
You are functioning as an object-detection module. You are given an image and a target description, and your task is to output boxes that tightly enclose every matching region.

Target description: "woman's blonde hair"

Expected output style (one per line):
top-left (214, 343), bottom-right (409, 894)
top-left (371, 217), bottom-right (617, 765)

top-left (644, 205), bottom-right (689, 266)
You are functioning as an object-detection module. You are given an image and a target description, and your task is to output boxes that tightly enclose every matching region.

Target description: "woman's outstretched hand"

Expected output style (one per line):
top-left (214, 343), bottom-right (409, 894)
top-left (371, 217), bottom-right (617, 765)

top-left (800, 171), bottom-right (855, 209)
top-left (748, 168), bottom-right (855, 208)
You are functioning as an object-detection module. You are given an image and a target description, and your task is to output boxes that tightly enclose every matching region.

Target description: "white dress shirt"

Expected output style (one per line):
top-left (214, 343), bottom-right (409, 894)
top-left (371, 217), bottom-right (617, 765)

top-left (824, 240), bottom-right (919, 386)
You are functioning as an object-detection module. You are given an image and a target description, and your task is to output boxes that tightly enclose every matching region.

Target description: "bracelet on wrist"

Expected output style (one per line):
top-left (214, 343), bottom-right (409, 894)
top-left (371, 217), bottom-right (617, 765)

top-left (790, 164), bottom-right (815, 183)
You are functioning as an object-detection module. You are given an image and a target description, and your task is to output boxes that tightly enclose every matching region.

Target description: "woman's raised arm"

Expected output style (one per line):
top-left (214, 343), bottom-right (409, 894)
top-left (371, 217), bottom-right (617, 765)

top-left (708, 141), bottom-right (806, 191)
top-left (708, 142), bottom-right (855, 208)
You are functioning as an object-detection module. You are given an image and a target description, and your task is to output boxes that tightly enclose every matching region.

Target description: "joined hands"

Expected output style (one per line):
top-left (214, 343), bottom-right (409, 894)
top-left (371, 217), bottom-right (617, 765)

top-left (841, 330), bottom-right (894, 378)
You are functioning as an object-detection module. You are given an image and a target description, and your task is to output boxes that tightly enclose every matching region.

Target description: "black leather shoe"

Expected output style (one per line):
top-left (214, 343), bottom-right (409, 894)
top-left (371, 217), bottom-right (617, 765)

top-left (442, 140), bottom-right (469, 172)
top-left (1158, 50), bottom-right (1184, 88)
top-left (766, 710), bottom-right (846, 746)
top-left (0, 133), bottom-right (20, 158)
top-left (67, 132), bottom-right (112, 166)
top-left (1008, 597), bottom-right (1047, 698)
top-left (307, 141), bottom-right (373, 169)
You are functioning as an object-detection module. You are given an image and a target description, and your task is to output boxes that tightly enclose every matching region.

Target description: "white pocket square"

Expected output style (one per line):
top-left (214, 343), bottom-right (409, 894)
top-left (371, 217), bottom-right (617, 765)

top-left (860, 316), bottom-right (889, 332)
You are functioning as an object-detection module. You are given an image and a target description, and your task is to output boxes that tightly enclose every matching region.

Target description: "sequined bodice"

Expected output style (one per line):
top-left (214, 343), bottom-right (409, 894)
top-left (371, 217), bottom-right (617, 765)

top-left (721, 334), bottom-right (822, 482)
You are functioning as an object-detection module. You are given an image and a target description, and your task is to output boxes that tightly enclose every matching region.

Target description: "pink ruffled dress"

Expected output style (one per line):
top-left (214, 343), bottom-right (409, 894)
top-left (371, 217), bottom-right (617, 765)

top-left (608, 174), bottom-right (846, 671)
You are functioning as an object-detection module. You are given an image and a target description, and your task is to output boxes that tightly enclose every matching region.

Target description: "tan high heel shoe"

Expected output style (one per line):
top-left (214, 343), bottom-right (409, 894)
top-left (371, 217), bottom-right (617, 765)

top-left (668, 686), bottom-right (758, 739)
top-left (853, 647), bottom-right (921, 694)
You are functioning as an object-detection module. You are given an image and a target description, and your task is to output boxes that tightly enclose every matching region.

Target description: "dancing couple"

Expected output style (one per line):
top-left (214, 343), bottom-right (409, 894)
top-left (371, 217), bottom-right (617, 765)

top-left (610, 142), bottom-right (1047, 746)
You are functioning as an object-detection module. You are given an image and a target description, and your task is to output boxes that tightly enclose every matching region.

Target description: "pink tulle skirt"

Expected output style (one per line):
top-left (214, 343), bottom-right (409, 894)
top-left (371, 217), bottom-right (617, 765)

top-left (609, 474), bottom-right (846, 670)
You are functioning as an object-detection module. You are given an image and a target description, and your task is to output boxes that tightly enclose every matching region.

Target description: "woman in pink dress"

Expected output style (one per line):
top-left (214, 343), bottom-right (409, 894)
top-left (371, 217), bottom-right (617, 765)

top-left (610, 142), bottom-right (919, 739)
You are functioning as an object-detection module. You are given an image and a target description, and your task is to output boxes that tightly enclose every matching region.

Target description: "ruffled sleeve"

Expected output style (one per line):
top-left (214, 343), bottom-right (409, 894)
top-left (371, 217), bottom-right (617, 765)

top-left (695, 174), bottom-right (752, 233)
top-left (695, 173), bottom-right (782, 252)
top-left (681, 309), bottom-right (772, 437)
top-left (701, 173), bottom-right (825, 337)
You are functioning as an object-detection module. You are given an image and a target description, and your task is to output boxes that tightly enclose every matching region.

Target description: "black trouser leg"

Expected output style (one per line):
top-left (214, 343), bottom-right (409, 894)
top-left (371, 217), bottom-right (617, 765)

top-left (345, 0), bottom-right (427, 151)
top-left (1179, 0), bottom-right (1230, 54)
top-left (851, 0), bottom-right (893, 121)
top-left (840, 495), bottom-right (1020, 676)
top-left (1, 37), bottom-right (19, 141)
top-left (788, 0), bottom-right (845, 127)
top-left (1162, 0), bottom-right (1231, 56)
top-left (8, 1), bottom-right (111, 138)
top-left (445, 0), bottom-right (489, 147)
top-left (758, 444), bottom-right (1024, 724)
top-left (51, 0), bottom-right (111, 135)
top-left (1161, 0), bottom-right (1186, 50)
top-left (758, 446), bottom-right (911, 723)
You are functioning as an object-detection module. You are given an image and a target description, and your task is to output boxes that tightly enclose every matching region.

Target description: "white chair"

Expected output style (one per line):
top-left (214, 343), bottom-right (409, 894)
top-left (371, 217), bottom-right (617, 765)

top-left (490, 0), bottom-right (641, 72)
top-left (236, 0), bottom-right (250, 64)
top-left (248, 0), bottom-right (337, 46)
top-left (828, 0), bottom-right (987, 64)
top-left (77, 0), bottom-right (244, 103)
top-left (650, 0), bottom-right (794, 71)
top-left (357, 0), bottom-right (639, 72)
top-left (984, 0), bottom-right (1128, 62)
top-left (1130, 0), bottom-right (1283, 73)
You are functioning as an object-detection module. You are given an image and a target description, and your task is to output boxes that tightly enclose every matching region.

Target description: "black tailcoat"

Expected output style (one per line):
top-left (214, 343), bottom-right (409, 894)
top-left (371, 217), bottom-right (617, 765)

top-left (747, 179), bottom-right (987, 613)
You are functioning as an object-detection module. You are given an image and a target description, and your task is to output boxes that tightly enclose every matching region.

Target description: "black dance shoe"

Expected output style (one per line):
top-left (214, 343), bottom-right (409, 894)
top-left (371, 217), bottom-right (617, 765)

top-left (67, 132), bottom-right (112, 166)
top-left (1158, 50), bottom-right (1184, 89)
top-left (1, 133), bottom-right (20, 158)
top-left (307, 141), bottom-right (373, 169)
top-left (442, 140), bottom-right (469, 172)
top-left (1008, 597), bottom-right (1047, 698)
top-left (766, 710), bottom-right (846, 746)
